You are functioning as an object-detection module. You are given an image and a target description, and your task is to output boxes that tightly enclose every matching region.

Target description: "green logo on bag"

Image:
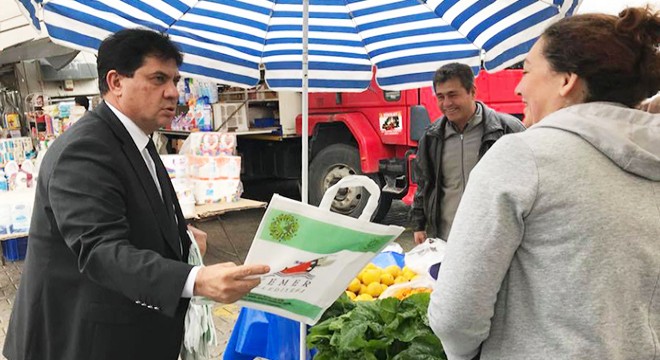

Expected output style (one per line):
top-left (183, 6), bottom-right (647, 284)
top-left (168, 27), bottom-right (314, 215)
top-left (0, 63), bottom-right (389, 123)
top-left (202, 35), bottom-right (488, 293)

top-left (269, 214), bottom-right (300, 242)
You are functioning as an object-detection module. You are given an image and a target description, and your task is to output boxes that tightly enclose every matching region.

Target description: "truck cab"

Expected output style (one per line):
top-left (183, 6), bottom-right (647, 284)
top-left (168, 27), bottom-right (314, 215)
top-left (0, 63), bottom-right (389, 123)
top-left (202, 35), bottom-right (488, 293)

top-left (297, 69), bottom-right (524, 221)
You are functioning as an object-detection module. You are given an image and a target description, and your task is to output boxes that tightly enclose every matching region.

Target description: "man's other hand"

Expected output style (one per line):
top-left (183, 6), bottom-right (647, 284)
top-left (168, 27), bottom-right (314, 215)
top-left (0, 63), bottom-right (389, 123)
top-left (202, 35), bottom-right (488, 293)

top-left (188, 225), bottom-right (207, 257)
top-left (193, 262), bottom-right (270, 304)
top-left (414, 231), bottom-right (427, 245)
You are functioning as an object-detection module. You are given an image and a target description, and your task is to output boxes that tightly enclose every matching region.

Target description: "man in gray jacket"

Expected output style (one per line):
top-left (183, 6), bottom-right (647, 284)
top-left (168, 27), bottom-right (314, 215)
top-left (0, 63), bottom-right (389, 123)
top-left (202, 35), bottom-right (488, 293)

top-left (410, 63), bottom-right (525, 243)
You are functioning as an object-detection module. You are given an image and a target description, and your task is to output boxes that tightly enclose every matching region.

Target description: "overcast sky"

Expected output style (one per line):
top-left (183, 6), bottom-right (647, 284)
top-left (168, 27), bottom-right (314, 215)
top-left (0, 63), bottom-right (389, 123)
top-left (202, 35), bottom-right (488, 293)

top-left (577, 0), bottom-right (660, 14)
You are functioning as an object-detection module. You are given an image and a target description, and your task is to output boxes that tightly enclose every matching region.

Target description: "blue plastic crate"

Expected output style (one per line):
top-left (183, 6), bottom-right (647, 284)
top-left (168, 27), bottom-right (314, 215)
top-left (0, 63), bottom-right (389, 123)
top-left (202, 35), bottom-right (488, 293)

top-left (2, 236), bottom-right (28, 262)
top-left (254, 117), bottom-right (277, 128)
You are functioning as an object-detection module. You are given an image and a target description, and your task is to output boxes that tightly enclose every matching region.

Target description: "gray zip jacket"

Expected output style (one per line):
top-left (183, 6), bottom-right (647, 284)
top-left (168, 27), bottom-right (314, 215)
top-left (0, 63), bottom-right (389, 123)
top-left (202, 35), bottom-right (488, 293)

top-left (410, 102), bottom-right (525, 238)
top-left (428, 102), bottom-right (660, 360)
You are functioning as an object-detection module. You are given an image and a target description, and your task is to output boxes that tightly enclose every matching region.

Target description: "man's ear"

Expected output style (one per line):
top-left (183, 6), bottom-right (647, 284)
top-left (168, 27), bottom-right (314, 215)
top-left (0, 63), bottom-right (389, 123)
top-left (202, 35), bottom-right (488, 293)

top-left (106, 70), bottom-right (123, 97)
top-left (559, 72), bottom-right (580, 97)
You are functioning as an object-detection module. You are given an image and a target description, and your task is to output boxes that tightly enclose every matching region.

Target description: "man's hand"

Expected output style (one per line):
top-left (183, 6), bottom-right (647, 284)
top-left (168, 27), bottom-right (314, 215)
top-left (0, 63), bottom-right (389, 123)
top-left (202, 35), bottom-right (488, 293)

top-left (414, 231), bottom-right (427, 245)
top-left (193, 262), bottom-right (270, 304)
top-left (188, 225), bottom-right (207, 257)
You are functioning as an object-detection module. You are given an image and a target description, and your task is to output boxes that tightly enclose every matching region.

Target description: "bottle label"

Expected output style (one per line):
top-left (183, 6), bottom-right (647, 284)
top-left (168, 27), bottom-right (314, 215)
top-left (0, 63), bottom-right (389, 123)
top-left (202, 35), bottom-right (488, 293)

top-left (5, 114), bottom-right (20, 130)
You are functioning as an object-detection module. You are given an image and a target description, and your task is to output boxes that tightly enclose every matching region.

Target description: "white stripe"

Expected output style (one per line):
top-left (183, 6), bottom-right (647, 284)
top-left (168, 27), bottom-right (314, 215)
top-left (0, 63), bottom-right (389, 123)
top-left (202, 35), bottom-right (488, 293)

top-left (263, 54), bottom-right (371, 66)
top-left (182, 52), bottom-right (259, 79)
top-left (178, 70), bottom-right (251, 88)
top-left (455, 0), bottom-right (515, 36)
top-left (178, 13), bottom-right (268, 38)
top-left (97, 0), bottom-right (170, 28)
top-left (170, 24), bottom-right (264, 51)
top-left (351, 4), bottom-right (429, 27)
top-left (483, 18), bottom-right (552, 60)
top-left (269, 17), bottom-right (355, 28)
top-left (170, 34), bottom-right (262, 63)
top-left (358, 17), bottom-right (447, 40)
top-left (266, 30), bottom-right (363, 42)
top-left (264, 43), bottom-right (367, 55)
top-left (376, 56), bottom-right (480, 79)
top-left (140, 0), bottom-right (187, 21)
top-left (442, 0), bottom-right (480, 25)
top-left (370, 43), bottom-right (478, 64)
top-left (473, 3), bottom-right (547, 48)
top-left (194, 2), bottom-right (272, 24)
top-left (365, 32), bottom-right (465, 53)
top-left (347, 0), bottom-right (402, 12)
top-left (265, 69), bottom-right (372, 81)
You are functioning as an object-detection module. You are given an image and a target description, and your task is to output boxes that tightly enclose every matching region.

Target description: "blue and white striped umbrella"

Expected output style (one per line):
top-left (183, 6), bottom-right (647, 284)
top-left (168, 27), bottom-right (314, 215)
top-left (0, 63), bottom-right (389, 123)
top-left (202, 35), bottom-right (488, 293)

top-left (38, 0), bottom-right (581, 92)
top-left (14, 0), bottom-right (43, 30)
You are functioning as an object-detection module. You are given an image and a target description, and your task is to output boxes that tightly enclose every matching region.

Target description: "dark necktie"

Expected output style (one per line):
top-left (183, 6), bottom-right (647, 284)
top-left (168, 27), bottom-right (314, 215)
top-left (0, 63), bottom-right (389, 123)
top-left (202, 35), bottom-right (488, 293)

top-left (146, 138), bottom-right (175, 220)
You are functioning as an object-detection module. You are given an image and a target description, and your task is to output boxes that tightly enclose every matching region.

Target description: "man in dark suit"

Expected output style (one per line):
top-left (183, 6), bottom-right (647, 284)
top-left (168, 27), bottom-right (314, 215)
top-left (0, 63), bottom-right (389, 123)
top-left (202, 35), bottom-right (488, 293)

top-left (3, 29), bottom-right (270, 360)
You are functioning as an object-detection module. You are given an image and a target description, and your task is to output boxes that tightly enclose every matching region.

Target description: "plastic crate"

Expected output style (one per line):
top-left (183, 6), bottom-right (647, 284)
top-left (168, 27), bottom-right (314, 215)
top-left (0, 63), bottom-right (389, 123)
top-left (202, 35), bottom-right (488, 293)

top-left (254, 117), bottom-right (277, 128)
top-left (2, 236), bottom-right (28, 262)
top-left (212, 103), bottom-right (249, 131)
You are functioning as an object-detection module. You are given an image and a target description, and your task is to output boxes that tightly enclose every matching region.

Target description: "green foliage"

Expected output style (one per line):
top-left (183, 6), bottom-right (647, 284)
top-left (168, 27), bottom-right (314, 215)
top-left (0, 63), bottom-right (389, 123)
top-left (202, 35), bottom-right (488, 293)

top-left (308, 293), bottom-right (446, 360)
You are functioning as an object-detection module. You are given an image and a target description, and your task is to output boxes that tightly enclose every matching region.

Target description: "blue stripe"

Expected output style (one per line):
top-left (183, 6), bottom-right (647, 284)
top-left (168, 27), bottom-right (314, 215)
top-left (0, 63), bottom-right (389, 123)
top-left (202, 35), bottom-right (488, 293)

top-left (46, 2), bottom-right (163, 33)
top-left (376, 65), bottom-right (480, 87)
top-left (269, 24), bottom-right (356, 34)
top-left (485, 37), bottom-right (537, 70)
top-left (434, 0), bottom-right (460, 17)
top-left (180, 62), bottom-right (259, 87)
top-left (203, 0), bottom-right (273, 16)
top-left (275, 0), bottom-right (347, 5)
top-left (78, 0), bottom-right (168, 31)
top-left (451, 0), bottom-right (496, 29)
top-left (368, 38), bottom-right (473, 58)
top-left (188, 7), bottom-right (268, 31)
top-left (19, 0), bottom-right (40, 30)
top-left (263, 49), bottom-right (368, 60)
top-left (266, 78), bottom-right (369, 90)
top-left (119, 1), bottom-right (180, 26)
top-left (175, 42), bottom-right (260, 69)
top-left (357, 12), bottom-right (437, 32)
top-left (45, 3), bottom-right (125, 33)
top-left (376, 71), bottom-right (436, 87)
top-left (168, 24), bottom-right (264, 54)
top-left (377, 49), bottom-right (480, 69)
top-left (169, 29), bottom-right (262, 58)
top-left (163, 0), bottom-right (190, 13)
top-left (265, 61), bottom-right (371, 72)
top-left (46, 24), bottom-right (102, 51)
top-left (361, 25), bottom-right (455, 45)
top-left (351, 1), bottom-right (417, 18)
top-left (272, 11), bottom-right (350, 20)
top-left (482, 7), bottom-right (555, 51)
top-left (266, 37), bottom-right (364, 48)
top-left (465, 0), bottom-right (537, 41)
top-left (565, 0), bottom-right (579, 16)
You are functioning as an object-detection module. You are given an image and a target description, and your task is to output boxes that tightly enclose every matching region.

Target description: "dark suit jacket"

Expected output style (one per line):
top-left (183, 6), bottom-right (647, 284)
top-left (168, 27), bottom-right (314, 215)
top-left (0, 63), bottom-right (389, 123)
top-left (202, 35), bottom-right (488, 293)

top-left (3, 102), bottom-right (194, 360)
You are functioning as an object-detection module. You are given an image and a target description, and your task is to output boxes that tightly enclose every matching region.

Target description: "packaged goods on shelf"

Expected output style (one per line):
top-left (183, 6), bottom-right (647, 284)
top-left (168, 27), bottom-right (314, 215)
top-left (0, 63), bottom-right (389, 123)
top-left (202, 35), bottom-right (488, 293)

top-left (0, 138), bottom-right (34, 167)
top-left (187, 155), bottom-right (241, 180)
top-left (161, 155), bottom-right (187, 179)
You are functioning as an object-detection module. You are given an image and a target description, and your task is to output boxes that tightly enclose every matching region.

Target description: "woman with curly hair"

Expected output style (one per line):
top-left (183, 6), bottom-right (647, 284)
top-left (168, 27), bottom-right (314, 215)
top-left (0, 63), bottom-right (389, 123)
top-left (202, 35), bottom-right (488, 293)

top-left (429, 7), bottom-right (660, 360)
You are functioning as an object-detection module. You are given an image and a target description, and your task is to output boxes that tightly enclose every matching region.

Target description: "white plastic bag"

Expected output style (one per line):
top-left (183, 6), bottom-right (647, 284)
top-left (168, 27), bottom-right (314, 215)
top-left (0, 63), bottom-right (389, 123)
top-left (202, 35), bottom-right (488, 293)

top-left (404, 238), bottom-right (447, 277)
top-left (180, 231), bottom-right (217, 360)
top-left (239, 175), bottom-right (405, 325)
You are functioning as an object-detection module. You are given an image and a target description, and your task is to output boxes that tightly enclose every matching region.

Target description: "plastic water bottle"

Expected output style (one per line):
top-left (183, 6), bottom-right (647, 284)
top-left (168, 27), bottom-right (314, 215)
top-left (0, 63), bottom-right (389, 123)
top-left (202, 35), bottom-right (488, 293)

top-left (0, 170), bottom-right (8, 192)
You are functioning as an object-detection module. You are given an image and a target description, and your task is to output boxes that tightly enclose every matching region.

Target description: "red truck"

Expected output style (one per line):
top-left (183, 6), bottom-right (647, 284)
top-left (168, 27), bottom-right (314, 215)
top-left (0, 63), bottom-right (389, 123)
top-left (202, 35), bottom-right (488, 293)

top-left (236, 69), bottom-right (524, 221)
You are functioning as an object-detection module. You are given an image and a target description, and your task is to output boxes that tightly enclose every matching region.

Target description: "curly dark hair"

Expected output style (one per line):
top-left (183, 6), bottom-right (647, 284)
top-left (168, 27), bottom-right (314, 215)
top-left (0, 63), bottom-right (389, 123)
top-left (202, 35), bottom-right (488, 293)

top-left (541, 6), bottom-right (660, 108)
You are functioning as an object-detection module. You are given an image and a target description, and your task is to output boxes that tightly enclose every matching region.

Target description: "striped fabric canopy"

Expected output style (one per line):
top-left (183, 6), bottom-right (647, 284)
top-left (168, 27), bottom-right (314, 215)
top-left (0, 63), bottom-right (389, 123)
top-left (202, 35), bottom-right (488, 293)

top-left (40, 0), bottom-right (581, 91)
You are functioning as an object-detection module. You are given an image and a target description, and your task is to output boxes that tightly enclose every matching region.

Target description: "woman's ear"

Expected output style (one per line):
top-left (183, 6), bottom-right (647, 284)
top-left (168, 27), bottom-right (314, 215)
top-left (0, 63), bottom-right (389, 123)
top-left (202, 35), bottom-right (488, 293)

top-left (559, 72), bottom-right (584, 100)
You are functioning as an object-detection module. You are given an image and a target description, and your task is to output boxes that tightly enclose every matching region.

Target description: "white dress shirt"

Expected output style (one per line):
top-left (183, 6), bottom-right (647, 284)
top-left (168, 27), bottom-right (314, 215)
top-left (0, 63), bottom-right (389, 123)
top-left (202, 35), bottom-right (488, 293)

top-left (106, 101), bottom-right (200, 298)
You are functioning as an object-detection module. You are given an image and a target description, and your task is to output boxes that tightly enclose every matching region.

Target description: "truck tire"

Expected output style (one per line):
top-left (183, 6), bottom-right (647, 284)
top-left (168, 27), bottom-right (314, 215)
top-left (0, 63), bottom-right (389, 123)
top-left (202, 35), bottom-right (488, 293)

top-left (309, 144), bottom-right (392, 222)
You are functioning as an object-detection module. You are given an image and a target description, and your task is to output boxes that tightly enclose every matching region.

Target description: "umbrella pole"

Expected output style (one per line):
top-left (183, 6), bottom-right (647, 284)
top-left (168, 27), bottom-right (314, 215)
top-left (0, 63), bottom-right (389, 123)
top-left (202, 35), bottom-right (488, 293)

top-left (300, 0), bottom-right (309, 358)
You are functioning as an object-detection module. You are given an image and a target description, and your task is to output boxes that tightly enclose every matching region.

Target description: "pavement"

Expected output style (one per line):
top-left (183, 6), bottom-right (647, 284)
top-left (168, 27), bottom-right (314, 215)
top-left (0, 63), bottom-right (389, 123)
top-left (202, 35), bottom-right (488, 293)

top-left (0, 200), bottom-right (414, 359)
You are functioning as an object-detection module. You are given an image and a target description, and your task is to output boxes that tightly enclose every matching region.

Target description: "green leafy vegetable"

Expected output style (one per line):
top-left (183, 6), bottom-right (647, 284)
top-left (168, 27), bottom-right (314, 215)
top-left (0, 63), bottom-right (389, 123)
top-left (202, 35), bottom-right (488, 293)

top-left (308, 293), bottom-right (446, 360)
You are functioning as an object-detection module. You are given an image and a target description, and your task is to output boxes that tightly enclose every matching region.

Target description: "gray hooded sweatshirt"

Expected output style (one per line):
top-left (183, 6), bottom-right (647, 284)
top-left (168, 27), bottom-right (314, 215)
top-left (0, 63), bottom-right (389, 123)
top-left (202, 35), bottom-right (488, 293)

top-left (428, 102), bottom-right (660, 360)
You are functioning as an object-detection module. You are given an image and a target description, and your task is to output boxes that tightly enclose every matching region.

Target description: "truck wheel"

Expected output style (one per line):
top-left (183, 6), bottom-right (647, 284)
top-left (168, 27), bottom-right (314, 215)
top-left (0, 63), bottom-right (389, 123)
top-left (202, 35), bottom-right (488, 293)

top-left (309, 144), bottom-right (392, 222)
